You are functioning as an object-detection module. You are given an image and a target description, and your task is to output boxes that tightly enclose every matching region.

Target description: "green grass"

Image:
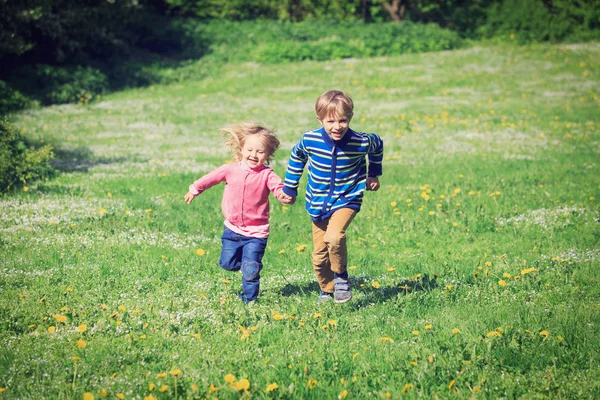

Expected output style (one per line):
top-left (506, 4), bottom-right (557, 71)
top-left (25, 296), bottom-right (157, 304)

top-left (1, 41), bottom-right (600, 399)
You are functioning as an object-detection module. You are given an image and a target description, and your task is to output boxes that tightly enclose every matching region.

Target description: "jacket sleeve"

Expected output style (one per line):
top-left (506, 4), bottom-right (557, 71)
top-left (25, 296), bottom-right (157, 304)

top-left (265, 168), bottom-right (285, 201)
top-left (366, 133), bottom-right (384, 177)
top-left (282, 136), bottom-right (308, 197)
top-left (188, 164), bottom-right (229, 196)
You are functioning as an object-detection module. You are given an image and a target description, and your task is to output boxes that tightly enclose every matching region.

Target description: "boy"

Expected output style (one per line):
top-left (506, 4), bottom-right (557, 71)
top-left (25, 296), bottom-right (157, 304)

top-left (281, 90), bottom-right (384, 303)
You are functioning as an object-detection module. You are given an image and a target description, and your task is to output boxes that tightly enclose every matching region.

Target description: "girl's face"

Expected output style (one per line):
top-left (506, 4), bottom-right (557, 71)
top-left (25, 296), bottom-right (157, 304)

top-left (318, 112), bottom-right (352, 141)
top-left (241, 134), bottom-right (268, 168)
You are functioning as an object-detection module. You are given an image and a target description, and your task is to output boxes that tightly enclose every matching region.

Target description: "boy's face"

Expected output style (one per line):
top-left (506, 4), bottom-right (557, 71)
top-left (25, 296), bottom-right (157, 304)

top-left (318, 112), bottom-right (352, 141)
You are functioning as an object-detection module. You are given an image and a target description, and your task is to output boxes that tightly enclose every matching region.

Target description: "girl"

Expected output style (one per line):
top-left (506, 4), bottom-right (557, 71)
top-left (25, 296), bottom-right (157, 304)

top-left (184, 123), bottom-right (292, 303)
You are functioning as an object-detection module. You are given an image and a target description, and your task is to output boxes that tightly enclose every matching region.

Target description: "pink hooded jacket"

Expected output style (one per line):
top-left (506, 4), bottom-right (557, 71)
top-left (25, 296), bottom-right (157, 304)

top-left (189, 161), bottom-right (284, 238)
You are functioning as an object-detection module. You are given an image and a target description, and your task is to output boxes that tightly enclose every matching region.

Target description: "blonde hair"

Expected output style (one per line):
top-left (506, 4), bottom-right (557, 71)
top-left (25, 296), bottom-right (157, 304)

top-left (315, 89), bottom-right (354, 120)
top-left (220, 122), bottom-right (280, 165)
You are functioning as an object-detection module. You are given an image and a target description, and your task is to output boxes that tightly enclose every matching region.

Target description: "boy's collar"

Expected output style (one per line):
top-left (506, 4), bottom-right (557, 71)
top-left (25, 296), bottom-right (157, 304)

top-left (318, 127), bottom-right (353, 147)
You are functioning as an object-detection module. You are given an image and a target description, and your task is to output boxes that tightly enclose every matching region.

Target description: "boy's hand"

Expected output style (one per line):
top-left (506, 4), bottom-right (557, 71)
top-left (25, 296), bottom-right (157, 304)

top-left (184, 192), bottom-right (195, 204)
top-left (366, 177), bottom-right (380, 191)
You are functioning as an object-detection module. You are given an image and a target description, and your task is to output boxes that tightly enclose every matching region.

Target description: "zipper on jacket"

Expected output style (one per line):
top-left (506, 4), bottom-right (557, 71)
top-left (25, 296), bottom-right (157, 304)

top-left (322, 144), bottom-right (338, 213)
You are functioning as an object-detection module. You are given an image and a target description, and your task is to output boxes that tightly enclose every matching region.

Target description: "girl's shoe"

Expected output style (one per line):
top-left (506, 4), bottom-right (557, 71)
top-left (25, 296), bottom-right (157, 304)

top-left (334, 277), bottom-right (352, 303)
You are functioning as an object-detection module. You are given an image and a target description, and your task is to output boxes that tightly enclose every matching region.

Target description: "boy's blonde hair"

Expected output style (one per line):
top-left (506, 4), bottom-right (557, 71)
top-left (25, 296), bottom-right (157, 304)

top-left (315, 89), bottom-right (354, 120)
top-left (220, 122), bottom-right (280, 165)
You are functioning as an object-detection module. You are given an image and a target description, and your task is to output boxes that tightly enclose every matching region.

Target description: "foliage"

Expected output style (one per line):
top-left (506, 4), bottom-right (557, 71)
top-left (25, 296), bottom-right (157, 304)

top-left (187, 20), bottom-right (463, 64)
top-left (0, 119), bottom-right (55, 192)
top-left (0, 81), bottom-right (33, 116)
top-left (10, 64), bottom-right (109, 105)
top-left (481, 0), bottom-right (600, 42)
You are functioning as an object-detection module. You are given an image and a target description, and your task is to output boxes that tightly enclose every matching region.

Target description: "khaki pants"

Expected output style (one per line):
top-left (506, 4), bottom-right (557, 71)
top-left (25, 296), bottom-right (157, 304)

top-left (311, 208), bottom-right (357, 293)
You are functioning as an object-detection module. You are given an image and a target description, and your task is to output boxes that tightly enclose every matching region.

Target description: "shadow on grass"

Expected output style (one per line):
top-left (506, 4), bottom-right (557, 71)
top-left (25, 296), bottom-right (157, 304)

top-left (279, 274), bottom-right (438, 305)
top-left (51, 146), bottom-right (128, 172)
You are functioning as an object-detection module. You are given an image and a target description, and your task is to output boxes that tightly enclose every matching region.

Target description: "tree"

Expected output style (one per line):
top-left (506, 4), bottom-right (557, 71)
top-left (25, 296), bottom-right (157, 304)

top-left (381, 0), bottom-right (406, 22)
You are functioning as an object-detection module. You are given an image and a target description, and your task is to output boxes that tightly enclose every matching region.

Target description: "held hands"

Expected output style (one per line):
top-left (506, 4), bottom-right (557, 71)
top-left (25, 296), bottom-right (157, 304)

top-left (366, 176), bottom-right (380, 191)
top-left (184, 192), bottom-right (195, 204)
top-left (277, 190), bottom-right (296, 205)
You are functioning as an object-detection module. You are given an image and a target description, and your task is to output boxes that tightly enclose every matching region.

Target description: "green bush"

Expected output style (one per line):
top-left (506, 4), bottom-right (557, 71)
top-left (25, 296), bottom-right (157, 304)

top-left (481, 0), bottom-right (600, 43)
top-left (11, 64), bottom-right (108, 105)
top-left (0, 81), bottom-right (32, 115)
top-left (0, 119), bottom-right (55, 192)
top-left (195, 20), bottom-right (463, 64)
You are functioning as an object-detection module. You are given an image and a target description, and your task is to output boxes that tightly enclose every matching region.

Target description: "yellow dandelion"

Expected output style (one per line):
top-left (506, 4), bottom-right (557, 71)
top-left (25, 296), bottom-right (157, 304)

top-left (387, 267), bottom-right (395, 272)
top-left (118, 305), bottom-right (126, 312)
top-left (425, 324), bottom-right (433, 330)
top-left (148, 383), bottom-right (155, 391)
top-left (485, 261), bottom-right (492, 267)
top-left (224, 374), bottom-right (236, 384)
top-left (487, 331), bottom-right (501, 337)
top-left (170, 369), bottom-right (182, 377)
top-left (158, 385), bottom-right (168, 393)
top-left (278, 249), bottom-right (285, 254)
top-left (313, 313), bottom-right (322, 319)
top-left (348, 265), bottom-right (357, 270)
top-left (116, 394), bottom-right (125, 399)
top-left (328, 319), bottom-right (337, 326)
top-left (272, 312), bottom-right (284, 321)
top-left (451, 328), bottom-right (460, 334)
top-left (503, 273), bottom-right (512, 278)
top-left (76, 340), bottom-right (87, 348)
top-left (235, 379), bottom-right (250, 391)
top-left (448, 379), bottom-right (456, 389)
top-left (307, 379), bottom-right (317, 389)
top-left (372, 281), bottom-right (380, 289)
top-left (144, 396), bottom-right (156, 400)
top-left (266, 383), bottom-right (279, 392)
top-left (499, 280), bottom-right (507, 287)
top-left (352, 352), bottom-right (360, 359)
top-left (196, 248), bottom-right (205, 256)
top-left (521, 267), bottom-right (536, 275)
top-left (221, 279), bottom-right (231, 284)
top-left (338, 390), bottom-right (348, 399)
top-left (410, 361), bottom-right (418, 366)
top-left (379, 337), bottom-right (394, 343)
top-left (54, 314), bottom-right (67, 323)
top-left (296, 244), bottom-right (307, 252)
top-left (77, 324), bottom-right (87, 333)
top-left (412, 330), bottom-right (420, 336)
top-left (390, 201), bottom-right (397, 207)
top-left (47, 326), bottom-right (56, 334)
top-left (100, 389), bottom-right (108, 397)
top-left (558, 335), bottom-right (564, 342)
top-left (208, 384), bottom-right (219, 393)
top-left (402, 383), bottom-right (414, 394)
top-left (539, 330), bottom-right (549, 337)
top-left (429, 211), bottom-right (435, 215)
top-left (191, 383), bottom-right (198, 392)
top-left (83, 393), bottom-right (94, 400)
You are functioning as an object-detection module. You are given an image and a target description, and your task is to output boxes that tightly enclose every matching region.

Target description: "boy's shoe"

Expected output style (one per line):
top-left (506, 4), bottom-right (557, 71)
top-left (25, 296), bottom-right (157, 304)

top-left (334, 276), bottom-right (352, 304)
top-left (318, 291), bottom-right (334, 303)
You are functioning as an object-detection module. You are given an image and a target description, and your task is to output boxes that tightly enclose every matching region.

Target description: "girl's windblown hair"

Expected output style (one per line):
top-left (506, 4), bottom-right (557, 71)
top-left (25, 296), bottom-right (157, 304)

top-left (220, 122), bottom-right (280, 164)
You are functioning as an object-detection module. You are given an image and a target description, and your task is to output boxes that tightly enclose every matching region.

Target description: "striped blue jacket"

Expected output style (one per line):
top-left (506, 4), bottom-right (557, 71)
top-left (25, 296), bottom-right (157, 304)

top-left (282, 127), bottom-right (384, 221)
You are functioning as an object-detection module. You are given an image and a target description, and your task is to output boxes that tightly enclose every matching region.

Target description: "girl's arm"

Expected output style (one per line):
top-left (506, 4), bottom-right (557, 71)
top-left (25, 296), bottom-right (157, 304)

top-left (266, 169), bottom-right (295, 204)
top-left (184, 164), bottom-right (229, 204)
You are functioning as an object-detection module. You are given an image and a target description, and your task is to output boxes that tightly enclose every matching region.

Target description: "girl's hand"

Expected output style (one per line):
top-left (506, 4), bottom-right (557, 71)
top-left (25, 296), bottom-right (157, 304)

top-left (366, 177), bottom-right (380, 191)
top-left (184, 192), bottom-right (195, 204)
top-left (277, 190), bottom-right (296, 205)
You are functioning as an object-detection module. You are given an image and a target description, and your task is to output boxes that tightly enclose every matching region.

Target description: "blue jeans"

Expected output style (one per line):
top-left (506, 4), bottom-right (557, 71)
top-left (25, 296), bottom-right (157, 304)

top-left (219, 226), bottom-right (268, 303)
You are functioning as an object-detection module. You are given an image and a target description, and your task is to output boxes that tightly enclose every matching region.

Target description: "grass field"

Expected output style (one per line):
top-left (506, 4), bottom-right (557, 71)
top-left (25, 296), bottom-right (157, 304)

top-left (1, 42), bottom-right (600, 399)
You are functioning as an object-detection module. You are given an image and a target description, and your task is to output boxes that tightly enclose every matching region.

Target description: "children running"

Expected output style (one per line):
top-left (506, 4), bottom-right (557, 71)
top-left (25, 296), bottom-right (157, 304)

top-left (184, 123), bottom-right (292, 303)
top-left (280, 89), bottom-right (384, 303)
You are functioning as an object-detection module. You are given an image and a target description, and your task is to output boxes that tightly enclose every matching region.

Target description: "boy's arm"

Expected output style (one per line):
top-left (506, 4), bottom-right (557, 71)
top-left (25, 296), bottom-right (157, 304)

top-left (366, 133), bottom-right (384, 177)
top-left (282, 138), bottom-right (308, 198)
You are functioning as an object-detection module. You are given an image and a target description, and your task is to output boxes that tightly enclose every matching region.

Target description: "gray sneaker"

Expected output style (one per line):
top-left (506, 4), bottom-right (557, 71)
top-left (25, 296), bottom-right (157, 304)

top-left (334, 277), bottom-right (352, 303)
top-left (318, 291), bottom-right (333, 303)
